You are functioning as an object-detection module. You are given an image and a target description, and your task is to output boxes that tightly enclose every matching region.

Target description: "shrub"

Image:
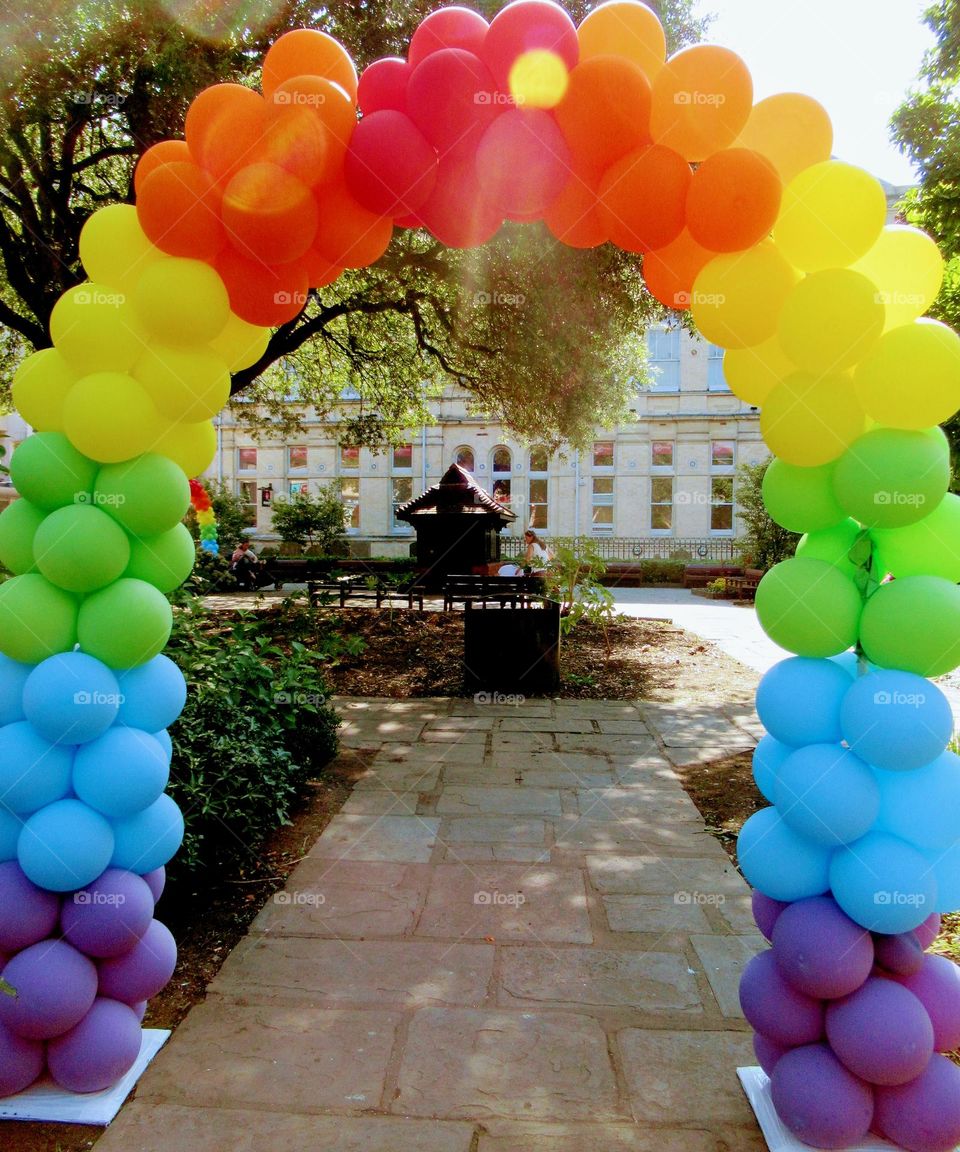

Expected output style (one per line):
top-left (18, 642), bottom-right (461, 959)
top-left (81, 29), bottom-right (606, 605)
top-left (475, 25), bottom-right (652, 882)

top-left (638, 559), bottom-right (686, 584)
top-left (270, 484), bottom-right (347, 552)
top-left (184, 548), bottom-right (237, 595)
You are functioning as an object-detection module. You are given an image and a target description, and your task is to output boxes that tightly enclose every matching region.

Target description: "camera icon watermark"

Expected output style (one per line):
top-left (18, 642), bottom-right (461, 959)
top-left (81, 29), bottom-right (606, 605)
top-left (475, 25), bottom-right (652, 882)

top-left (674, 890), bottom-right (725, 906)
top-left (74, 490), bottom-right (126, 507)
top-left (274, 891), bottom-right (325, 907)
top-left (874, 491), bottom-right (926, 507)
top-left (274, 290), bottom-right (309, 308)
top-left (873, 690), bottom-right (926, 708)
top-left (875, 891), bottom-right (926, 907)
top-left (474, 890), bottom-right (526, 907)
top-left (73, 690), bottom-right (125, 706)
top-left (674, 90), bottom-right (726, 106)
top-left (74, 288), bottom-right (125, 308)
top-left (474, 692), bottom-right (525, 706)
top-left (272, 90), bottom-right (326, 106)
top-left (473, 290), bottom-right (526, 307)
top-left (74, 890), bottom-right (126, 906)
top-left (475, 91), bottom-right (526, 106)
top-left (274, 691), bottom-right (327, 706)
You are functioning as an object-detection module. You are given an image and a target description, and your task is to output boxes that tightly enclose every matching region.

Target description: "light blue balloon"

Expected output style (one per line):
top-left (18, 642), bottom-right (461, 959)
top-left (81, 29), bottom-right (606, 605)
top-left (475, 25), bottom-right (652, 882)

top-left (774, 744), bottom-right (880, 846)
top-left (0, 654), bottom-right (32, 725)
top-left (875, 752), bottom-right (960, 853)
top-left (152, 729), bottom-right (173, 764)
top-left (0, 721), bottom-right (74, 814)
top-left (115, 655), bottom-right (187, 732)
top-left (737, 807), bottom-right (833, 902)
top-left (0, 806), bottom-right (22, 861)
top-left (756, 657), bottom-right (851, 746)
top-left (72, 728), bottom-right (169, 820)
top-left (840, 669), bottom-right (953, 771)
top-left (110, 793), bottom-right (184, 874)
top-left (753, 735), bottom-right (793, 803)
top-left (828, 651), bottom-right (861, 679)
top-left (17, 798), bottom-right (115, 892)
top-left (22, 651), bottom-right (121, 745)
top-left (830, 832), bottom-right (937, 933)
top-left (927, 842), bottom-right (960, 914)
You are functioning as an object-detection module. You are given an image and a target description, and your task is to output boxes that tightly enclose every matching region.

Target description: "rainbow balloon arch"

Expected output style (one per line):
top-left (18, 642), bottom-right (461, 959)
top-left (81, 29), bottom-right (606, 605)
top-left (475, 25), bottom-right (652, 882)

top-left (1, 1), bottom-right (959, 1146)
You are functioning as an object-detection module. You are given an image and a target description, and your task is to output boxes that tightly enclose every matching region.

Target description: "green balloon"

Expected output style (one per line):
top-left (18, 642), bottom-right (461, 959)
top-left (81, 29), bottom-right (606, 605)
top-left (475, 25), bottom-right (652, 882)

top-left (77, 577), bottom-right (172, 668)
top-left (755, 558), bottom-right (863, 657)
top-left (860, 576), bottom-right (960, 677)
top-left (94, 454), bottom-right (190, 537)
top-left (0, 574), bottom-right (78, 663)
top-left (8, 432), bottom-right (98, 511)
top-left (0, 498), bottom-right (45, 575)
top-left (33, 504), bottom-right (131, 593)
top-left (762, 458), bottom-right (845, 533)
top-left (872, 494), bottom-right (960, 582)
top-left (832, 427), bottom-right (950, 529)
top-left (796, 519), bottom-right (865, 580)
top-left (124, 523), bottom-right (196, 592)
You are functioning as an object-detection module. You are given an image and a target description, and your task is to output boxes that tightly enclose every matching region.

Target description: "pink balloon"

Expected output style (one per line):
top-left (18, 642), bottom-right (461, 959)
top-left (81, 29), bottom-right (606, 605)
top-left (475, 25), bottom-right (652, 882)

top-left (482, 0), bottom-right (579, 92)
top-left (0, 861), bottom-right (60, 952)
top-left (915, 913), bottom-right (941, 950)
top-left (874, 1055), bottom-right (960, 1152)
top-left (771, 1044), bottom-right (875, 1150)
top-left (896, 955), bottom-right (960, 1052)
top-left (417, 152), bottom-right (503, 248)
top-left (753, 890), bottom-right (789, 942)
top-left (739, 950), bottom-right (825, 1047)
top-left (97, 919), bottom-right (177, 1004)
top-left (142, 866), bottom-right (166, 904)
top-left (754, 1031), bottom-right (791, 1077)
top-left (409, 6), bottom-right (489, 68)
top-left (407, 48), bottom-right (502, 161)
top-left (0, 1018), bottom-right (44, 1096)
top-left (476, 108), bottom-right (571, 217)
top-left (345, 110), bottom-right (438, 216)
top-left (47, 998), bottom-right (142, 1093)
top-left (826, 978), bottom-right (934, 1086)
top-left (772, 896), bottom-right (874, 999)
top-left (60, 868), bottom-right (155, 959)
top-left (357, 57), bottom-right (411, 115)
top-left (874, 928), bottom-right (925, 976)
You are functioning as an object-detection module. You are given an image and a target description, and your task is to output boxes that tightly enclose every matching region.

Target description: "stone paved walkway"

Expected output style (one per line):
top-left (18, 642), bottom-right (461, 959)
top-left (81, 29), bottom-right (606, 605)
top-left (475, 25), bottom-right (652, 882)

top-left (97, 697), bottom-right (769, 1152)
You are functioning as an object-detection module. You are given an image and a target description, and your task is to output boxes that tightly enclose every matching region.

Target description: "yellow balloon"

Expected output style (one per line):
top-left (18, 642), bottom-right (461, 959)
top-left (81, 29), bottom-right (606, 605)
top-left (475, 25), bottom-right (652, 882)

top-left (734, 93), bottom-right (833, 185)
top-left (62, 373), bottom-right (166, 464)
top-left (79, 205), bottom-right (163, 293)
top-left (153, 419), bottom-right (217, 478)
top-left (854, 319), bottom-right (960, 430)
top-left (778, 269), bottom-right (885, 375)
top-left (11, 349), bottom-right (75, 432)
top-left (774, 161), bottom-right (887, 272)
top-left (50, 284), bottom-right (147, 375)
top-left (760, 372), bottom-right (867, 466)
top-left (853, 226), bottom-right (944, 331)
top-left (134, 345), bottom-right (231, 422)
top-left (577, 1), bottom-right (666, 78)
top-left (691, 241), bottom-right (798, 350)
top-left (132, 257), bottom-right (231, 347)
top-left (722, 337), bottom-right (798, 406)
top-left (207, 312), bottom-right (271, 373)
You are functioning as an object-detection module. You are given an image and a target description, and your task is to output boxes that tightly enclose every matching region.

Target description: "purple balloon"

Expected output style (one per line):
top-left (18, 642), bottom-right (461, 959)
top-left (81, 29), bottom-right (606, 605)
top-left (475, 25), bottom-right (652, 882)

top-left (47, 998), bottom-right (142, 1093)
top-left (0, 939), bottom-right (97, 1040)
top-left (874, 1055), bottom-right (960, 1152)
top-left (754, 1031), bottom-right (791, 1077)
top-left (874, 929), bottom-right (925, 976)
top-left (896, 955), bottom-right (960, 1053)
top-left (915, 913), bottom-right (941, 951)
top-left (142, 866), bottom-right (166, 904)
top-left (0, 861), bottom-right (60, 952)
top-left (740, 950), bottom-right (825, 1047)
top-left (61, 868), bottom-right (155, 958)
top-left (771, 1044), bottom-right (874, 1150)
top-left (772, 896), bottom-right (874, 999)
top-left (131, 999), bottom-right (147, 1022)
top-left (753, 890), bottom-right (789, 942)
top-left (0, 1017), bottom-right (45, 1097)
top-left (826, 977), bottom-right (933, 1086)
top-left (97, 919), bottom-right (177, 1004)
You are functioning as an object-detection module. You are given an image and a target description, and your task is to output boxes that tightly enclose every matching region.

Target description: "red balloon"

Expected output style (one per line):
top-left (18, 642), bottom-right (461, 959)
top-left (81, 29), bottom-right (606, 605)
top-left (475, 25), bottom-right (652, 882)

top-left (598, 143), bottom-right (691, 253)
top-left (357, 57), bottom-right (411, 115)
top-left (407, 48), bottom-right (502, 161)
top-left (137, 161), bottom-right (225, 261)
top-left (418, 152), bottom-right (503, 248)
top-left (482, 0), bottom-right (579, 92)
top-left (345, 110), bottom-right (438, 217)
top-left (215, 248), bottom-right (310, 327)
top-left (476, 108), bottom-right (571, 217)
top-left (409, 7), bottom-right (489, 68)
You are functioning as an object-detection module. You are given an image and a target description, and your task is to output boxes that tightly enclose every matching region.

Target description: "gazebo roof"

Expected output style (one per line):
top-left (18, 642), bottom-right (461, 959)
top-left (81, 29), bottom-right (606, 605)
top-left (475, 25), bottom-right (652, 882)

top-left (396, 463), bottom-right (517, 522)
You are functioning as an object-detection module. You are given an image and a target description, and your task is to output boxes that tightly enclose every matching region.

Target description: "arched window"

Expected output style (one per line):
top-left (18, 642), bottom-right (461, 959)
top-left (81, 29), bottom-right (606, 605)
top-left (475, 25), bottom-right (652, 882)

top-left (528, 448), bottom-right (549, 530)
top-left (454, 446), bottom-right (474, 472)
top-left (491, 445), bottom-right (512, 508)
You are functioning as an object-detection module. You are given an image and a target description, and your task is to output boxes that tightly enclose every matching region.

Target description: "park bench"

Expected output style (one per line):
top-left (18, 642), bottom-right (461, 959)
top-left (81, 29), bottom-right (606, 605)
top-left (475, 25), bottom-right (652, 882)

top-left (443, 574), bottom-right (546, 611)
top-left (307, 576), bottom-right (425, 610)
top-left (682, 564), bottom-right (744, 589)
top-left (723, 567), bottom-right (764, 601)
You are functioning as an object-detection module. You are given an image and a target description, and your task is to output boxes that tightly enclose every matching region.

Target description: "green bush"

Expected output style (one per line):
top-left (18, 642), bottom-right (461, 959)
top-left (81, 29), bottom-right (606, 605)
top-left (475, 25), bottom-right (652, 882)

top-left (184, 549), bottom-right (237, 595)
top-left (270, 484), bottom-right (347, 552)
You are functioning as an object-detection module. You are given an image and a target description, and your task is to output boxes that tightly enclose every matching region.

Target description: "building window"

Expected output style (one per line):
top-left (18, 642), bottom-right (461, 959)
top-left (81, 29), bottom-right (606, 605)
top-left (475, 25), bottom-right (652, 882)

top-left (238, 480), bottom-right (257, 527)
top-left (651, 477), bottom-right (673, 532)
top-left (237, 447), bottom-right (257, 472)
top-left (647, 327), bottom-right (681, 391)
top-left (289, 480), bottom-right (309, 496)
top-left (651, 440), bottom-right (674, 469)
top-left (711, 476), bottom-right (734, 532)
top-left (340, 477), bottom-right (360, 532)
top-left (340, 445), bottom-right (360, 470)
top-left (454, 445), bottom-right (474, 472)
top-left (491, 445), bottom-right (512, 508)
top-left (393, 443), bottom-right (413, 471)
top-left (391, 443), bottom-right (413, 533)
top-left (707, 344), bottom-right (730, 391)
top-left (711, 440), bottom-right (735, 469)
top-left (528, 448), bottom-right (549, 530)
top-left (592, 477), bottom-right (614, 532)
top-left (593, 441), bottom-right (614, 470)
top-left (288, 445), bottom-right (308, 471)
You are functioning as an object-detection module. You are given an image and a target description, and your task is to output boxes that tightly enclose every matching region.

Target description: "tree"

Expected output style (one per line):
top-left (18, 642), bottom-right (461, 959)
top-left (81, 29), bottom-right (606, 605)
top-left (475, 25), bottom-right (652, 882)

top-left (269, 484), bottom-right (347, 552)
top-left (735, 458), bottom-right (800, 570)
top-left (0, 0), bottom-right (708, 449)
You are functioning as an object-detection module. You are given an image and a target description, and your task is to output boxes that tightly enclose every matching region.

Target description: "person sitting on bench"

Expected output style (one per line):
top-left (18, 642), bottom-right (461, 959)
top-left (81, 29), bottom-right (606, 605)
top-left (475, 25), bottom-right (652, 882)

top-left (229, 540), bottom-right (263, 590)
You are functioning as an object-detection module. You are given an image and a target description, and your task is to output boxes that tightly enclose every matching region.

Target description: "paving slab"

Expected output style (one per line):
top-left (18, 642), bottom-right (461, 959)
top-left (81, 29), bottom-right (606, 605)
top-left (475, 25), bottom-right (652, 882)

top-left (342, 790), bottom-right (423, 814)
top-left (308, 814), bottom-right (441, 862)
top-left (477, 1119), bottom-right (757, 1152)
top-left (437, 786), bottom-right (565, 816)
top-left (690, 934), bottom-right (767, 1018)
top-left (375, 741), bottom-right (487, 766)
top-left (353, 762), bottom-right (445, 791)
top-left (553, 815), bottom-right (723, 856)
top-left (587, 855), bottom-right (748, 899)
top-left (602, 893), bottom-right (713, 935)
top-left (439, 816), bottom-right (549, 844)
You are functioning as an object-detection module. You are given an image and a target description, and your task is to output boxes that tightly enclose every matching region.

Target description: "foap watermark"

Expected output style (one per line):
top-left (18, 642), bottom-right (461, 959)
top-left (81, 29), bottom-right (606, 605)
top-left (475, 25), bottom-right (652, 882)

top-left (674, 890), bottom-right (726, 906)
top-left (475, 91), bottom-right (526, 106)
top-left (272, 89), bottom-right (327, 107)
top-left (874, 690), bottom-right (926, 708)
top-left (474, 890), bottom-right (526, 906)
top-left (875, 291), bottom-right (926, 308)
top-left (74, 288), bottom-right (125, 308)
top-left (473, 290), bottom-right (526, 307)
top-left (74, 490), bottom-right (126, 507)
top-left (675, 492), bottom-right (714, 507)
top-left (74, 91), bottom-right (126, 108)
top-left (875, 891), bottom-right (927, 907)
top-left (674, 290), bottom-right (726, 308)
top-left (274, 691), bottom-right (327, 706)
top-left (74, 890), bottom-right (126, 906)
top-left (274, 891), bottom-right (326, 907)
top-left (274, 290), bottom-right (309, 308)
top-left (874, 491), bottom-right (926, 508)
top-left (474, 691), bottom-right (525, 706)
top-left (674, 90), bottom-right (726, 107)
top-left (74, 690), bottom-right (125, 706)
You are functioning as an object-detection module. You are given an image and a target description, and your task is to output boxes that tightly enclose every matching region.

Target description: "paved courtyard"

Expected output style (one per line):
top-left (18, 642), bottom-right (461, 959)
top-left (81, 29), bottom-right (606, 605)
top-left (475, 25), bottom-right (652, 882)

top-left (97, 696), bottom-right (770, 1152)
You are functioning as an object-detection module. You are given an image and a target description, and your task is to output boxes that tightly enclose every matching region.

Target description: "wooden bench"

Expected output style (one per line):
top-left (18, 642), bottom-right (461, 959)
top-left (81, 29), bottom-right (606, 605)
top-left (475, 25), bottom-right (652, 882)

top-left (723, 568), bottom-right (764, 600)
top-left (682, 564), bottom-right (744, 589)
top-left (443, 574), bottom-right (546, 611)
top-left (307, 577), bottom-right (425, 610)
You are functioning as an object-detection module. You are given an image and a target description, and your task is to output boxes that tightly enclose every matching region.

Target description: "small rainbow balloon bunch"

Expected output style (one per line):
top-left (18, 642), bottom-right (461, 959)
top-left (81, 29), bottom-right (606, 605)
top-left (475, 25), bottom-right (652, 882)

top-left (189, 479), bottom-right (218, 556)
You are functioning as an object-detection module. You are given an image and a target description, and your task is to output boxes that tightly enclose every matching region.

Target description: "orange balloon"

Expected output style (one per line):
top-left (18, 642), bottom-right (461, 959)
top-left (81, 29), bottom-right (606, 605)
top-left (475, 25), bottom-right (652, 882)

top-left (215, 248), bottom-right (310, 328)
top-left (734, 93), bottom-right (833, 185)
top-left (312, 179), bottom-right (393, 268)
top-left (254, 104), bottom-right (330, 187)
top-left (262, 30), bottom-right (358, 104)
top-left (577, 1), bottom-right (667, 79)
top-left (554, 56), bottom-right (652, 176)
top-left (185, 84), bottom-right (268, 184)
top-left (302, 250), bottom-right (345, 288)
top-left (651, 45), bottom-right (753, 161)
top-left (598, 144), bottom-right (691, 253)
top-left (222, 163), bottom-right (319, 265)
top-left (544, 167), bottom-right (607, 249)
top-left (643, 228), bottom-right (714, 310)
top-left (134, 140), bottom-right (191, 198)
top-left (686, 147), bottom-right (782, 253)
top-left (271, 76), bottom-right (357, 180)
top-left (137, 162), bottom-right (225, 261)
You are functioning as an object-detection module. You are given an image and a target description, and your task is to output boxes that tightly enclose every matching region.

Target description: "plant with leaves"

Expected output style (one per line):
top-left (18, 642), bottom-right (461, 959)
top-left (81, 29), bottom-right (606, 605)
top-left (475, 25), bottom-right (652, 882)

top-left (735, 458), bottom-right (800, 570)
top-left (545, 542), bottom-right (617, 657)
top-left (269, 483), bottom-right (347, 552)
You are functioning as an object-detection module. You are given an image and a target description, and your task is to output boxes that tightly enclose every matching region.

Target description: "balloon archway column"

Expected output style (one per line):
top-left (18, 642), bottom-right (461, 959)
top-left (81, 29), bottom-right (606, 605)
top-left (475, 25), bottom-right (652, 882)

top-left (0, 2), bottom-right (959, 1146)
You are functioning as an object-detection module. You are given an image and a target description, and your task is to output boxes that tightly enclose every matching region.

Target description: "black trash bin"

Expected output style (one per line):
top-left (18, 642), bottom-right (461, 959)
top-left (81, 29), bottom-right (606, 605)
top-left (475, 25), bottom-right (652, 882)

top-left (462, 600), bottom-right (561, 695)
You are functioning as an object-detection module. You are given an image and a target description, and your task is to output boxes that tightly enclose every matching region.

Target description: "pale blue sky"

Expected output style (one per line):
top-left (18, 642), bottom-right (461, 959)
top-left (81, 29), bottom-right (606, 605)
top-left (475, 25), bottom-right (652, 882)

top-left (693, 0), bottom-right (935, 185)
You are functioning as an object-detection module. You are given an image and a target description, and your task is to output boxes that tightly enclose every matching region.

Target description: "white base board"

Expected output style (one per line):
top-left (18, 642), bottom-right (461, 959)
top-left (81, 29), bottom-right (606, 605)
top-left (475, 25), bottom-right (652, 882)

top-left (0, 1028), bottom-right (170, 1125)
